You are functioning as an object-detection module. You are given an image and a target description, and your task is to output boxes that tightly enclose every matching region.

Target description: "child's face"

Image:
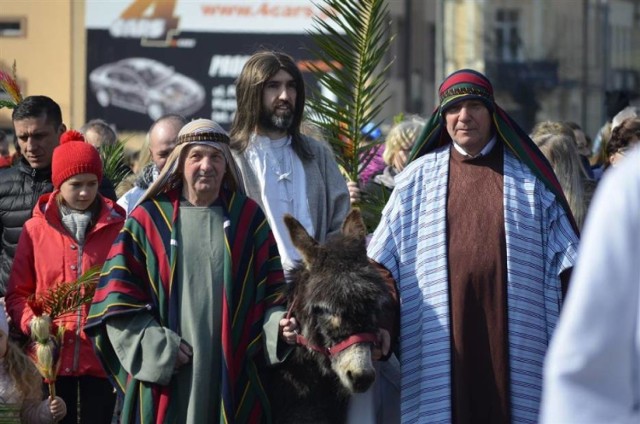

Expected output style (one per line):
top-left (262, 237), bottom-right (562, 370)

top-left (60, 173), bottom-right (99, 211)
top-left (0, 330), bottom-right (7, 358)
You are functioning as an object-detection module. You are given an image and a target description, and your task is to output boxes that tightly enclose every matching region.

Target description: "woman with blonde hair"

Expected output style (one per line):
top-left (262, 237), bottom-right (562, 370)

top-left (531, 121), bottom-right (594, 229)
top-left (373, 117), bottom-right (425, 190)
top-left (0, 303), bottom-right (66, 423)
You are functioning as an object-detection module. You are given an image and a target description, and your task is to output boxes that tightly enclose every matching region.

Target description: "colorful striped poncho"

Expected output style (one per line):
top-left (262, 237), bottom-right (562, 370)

top-left (85, 188), bottom-right (285, 424)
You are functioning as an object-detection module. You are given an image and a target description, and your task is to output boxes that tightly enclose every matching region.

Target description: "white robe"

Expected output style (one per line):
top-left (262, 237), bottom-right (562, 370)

top-left (540, 146), bottom-right (640, 424)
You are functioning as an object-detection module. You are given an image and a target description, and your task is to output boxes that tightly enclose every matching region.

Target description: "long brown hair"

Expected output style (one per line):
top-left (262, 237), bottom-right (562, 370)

top-left (531, 121), bottom-right (590, 229)
top-left (230, 51), bottom-right (313, 160)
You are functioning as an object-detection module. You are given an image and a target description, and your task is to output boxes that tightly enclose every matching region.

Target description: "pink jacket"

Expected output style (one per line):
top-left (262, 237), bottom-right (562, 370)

top-left (6, 191), bottom-right (125, 378)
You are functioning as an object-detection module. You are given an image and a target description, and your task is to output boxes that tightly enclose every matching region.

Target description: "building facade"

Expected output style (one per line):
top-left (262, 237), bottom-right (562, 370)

top-left (1, 0), bottom-right (638, 140)
top-left (387, 0), bottom-right (640, 137)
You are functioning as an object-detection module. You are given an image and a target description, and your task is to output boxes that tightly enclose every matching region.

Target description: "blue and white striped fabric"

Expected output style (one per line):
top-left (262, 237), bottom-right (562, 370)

top-left (367, 145), bottom-right (579, 423)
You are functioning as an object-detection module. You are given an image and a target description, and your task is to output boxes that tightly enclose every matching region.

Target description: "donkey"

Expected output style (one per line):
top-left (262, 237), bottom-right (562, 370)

top-left (268, 208), bottom-right (394, 424)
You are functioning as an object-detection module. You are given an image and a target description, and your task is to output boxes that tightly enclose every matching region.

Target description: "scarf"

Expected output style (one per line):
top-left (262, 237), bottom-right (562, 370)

top-left (409, 69), bottom-right (578, 233)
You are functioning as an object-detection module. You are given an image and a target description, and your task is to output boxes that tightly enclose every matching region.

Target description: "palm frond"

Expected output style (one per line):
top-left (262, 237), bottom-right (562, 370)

top-left (360, 184), bottom-right (391, 233)
top-left (28, 264), bottom-right (102, 320)
top-left (306, 0), bottom-right (395, 183)
top-left (100, 138), bottom-right (132, 189)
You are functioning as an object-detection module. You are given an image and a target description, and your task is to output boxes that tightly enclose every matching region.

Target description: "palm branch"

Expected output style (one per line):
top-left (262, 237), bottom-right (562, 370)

top-left (29, 264), bottom-right (102, 321)
top-left (26, 264), bottom-right (102, 397)
top-left (306, 0), bottom-right (394, 184)
top-left (360, 183), bottom-right (392, 232)
top-left (100, 138), bottom-right (132, 189)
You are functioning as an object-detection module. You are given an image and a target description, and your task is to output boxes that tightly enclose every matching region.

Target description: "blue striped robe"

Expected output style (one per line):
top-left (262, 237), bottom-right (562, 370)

top-left (367, 145), bottom-right (579, 423)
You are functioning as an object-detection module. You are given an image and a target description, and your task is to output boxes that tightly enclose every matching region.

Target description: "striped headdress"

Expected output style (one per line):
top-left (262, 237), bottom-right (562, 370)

top-left (138, 118), bottom-right (245, 207)
top-left (409, 69), bottom-right (578, 232)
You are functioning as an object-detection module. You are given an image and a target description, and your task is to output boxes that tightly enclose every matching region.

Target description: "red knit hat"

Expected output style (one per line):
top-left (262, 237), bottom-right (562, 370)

top-left (52, 130), bottom-right (103, 188)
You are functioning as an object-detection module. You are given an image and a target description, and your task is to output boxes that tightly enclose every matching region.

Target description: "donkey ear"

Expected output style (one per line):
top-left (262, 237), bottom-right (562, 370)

top-left (341, 208), bottom-right (367, 240)
top-left (284, 214), bottom-right (318, 265)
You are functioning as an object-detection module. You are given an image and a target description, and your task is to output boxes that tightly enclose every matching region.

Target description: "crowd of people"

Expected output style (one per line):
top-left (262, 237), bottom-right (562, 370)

top-left (0, 49), bottom-right (637, 424)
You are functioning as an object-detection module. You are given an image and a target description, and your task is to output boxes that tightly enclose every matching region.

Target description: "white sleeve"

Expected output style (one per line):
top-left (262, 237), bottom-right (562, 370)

top-left (540, 148), bottom-right (640, 424)
top-left (117, 186), bottom-right (144, 216)
top-left (117, 189), bottom-right (132, 214)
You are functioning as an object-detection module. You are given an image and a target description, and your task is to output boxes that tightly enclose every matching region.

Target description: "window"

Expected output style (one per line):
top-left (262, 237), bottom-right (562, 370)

top-left (495, 9), bottom-right (522, 62)
top-left (0, 18), bottom-right (26, 37)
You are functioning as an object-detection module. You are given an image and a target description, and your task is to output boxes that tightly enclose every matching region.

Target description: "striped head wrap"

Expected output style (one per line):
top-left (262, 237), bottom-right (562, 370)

top-left (138, 119), bottom-right (245, 206)
top-left (409, 69), bottom-right (578, 232)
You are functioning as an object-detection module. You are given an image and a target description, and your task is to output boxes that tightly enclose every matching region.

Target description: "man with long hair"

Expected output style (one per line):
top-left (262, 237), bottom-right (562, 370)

top-left (230, 50), bottom-right (350, 275)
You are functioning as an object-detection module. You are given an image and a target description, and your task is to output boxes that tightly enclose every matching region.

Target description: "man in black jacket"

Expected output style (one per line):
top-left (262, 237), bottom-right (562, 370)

top-left (0, 96), bottom-right (116, 295)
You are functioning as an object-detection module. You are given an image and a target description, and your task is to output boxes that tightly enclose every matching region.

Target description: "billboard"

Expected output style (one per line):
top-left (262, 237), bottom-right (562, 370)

top-left (85, 0), bottom-right (331, 131)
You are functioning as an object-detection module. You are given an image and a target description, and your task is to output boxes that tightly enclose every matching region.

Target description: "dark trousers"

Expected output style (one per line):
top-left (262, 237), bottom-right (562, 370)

top-left (47, 376), bottom-right (116, 424)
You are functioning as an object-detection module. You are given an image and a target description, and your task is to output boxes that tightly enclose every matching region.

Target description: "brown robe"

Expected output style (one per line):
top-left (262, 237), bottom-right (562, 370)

top-left (447, 143), bottom-right (511, 424)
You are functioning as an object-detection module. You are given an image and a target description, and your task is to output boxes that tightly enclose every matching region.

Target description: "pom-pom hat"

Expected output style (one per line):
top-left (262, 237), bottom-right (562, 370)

top-left (52, 130), bottom-right (103, 189)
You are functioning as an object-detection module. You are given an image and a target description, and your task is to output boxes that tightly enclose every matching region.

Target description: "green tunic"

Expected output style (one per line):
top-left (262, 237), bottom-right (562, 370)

top-left (174, 206), bottom-right (224, 422)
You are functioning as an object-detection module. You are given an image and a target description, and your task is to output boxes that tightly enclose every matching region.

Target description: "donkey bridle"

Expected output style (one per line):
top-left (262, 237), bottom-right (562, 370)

top-left (286, 297), bottom-right (379, 358)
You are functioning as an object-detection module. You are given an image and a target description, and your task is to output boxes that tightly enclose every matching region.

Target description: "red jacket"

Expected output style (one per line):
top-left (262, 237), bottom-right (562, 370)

top-left (6, 191), bottom-right (125, 378)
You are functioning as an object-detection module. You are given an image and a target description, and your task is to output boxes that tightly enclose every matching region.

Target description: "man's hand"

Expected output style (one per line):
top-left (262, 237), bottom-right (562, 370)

top-left (279, 317), bottom-right (299, 345)
top-left (174, 341), bottom-right (193, 370)
top-left (347, 181), bottom-right (361, 204)
top-left (372, 328), bottom-right (390, 361)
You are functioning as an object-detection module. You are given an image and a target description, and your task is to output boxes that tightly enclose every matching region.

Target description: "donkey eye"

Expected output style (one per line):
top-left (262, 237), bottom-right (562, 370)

top-left (311, 305), bottom-right (331, 316)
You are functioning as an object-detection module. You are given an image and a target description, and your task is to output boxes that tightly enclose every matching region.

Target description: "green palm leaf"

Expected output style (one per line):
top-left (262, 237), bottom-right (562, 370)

top-left (27, 264), bottom-right (102, 320)
top-left (99, 138), bottom-right (131, 189)
top-left (307, 0), bottom-right (394, 183)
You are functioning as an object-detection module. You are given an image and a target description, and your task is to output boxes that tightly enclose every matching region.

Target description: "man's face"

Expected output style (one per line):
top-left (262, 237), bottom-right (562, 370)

top-left (182, 144), bottom-right (226, 202)
top-left (259, 69), bottom-right (297, 137)
top-left (149, 122), bottom-right (179, 171)
top-left (14, 115), bottom-right (64, 169)
top-left (84, 129), bottom-right (103, 149)
top-left (444, 100), bottom-right (492, 156)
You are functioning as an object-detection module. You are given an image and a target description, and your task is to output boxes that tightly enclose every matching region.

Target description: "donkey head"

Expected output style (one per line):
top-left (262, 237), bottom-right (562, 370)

top-left (284, 208), bottom-right (389, 393)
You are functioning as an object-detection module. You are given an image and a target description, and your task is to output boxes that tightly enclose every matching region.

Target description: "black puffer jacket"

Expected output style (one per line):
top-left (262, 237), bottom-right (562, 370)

top-left (0, 159), bottom-right (117, 295)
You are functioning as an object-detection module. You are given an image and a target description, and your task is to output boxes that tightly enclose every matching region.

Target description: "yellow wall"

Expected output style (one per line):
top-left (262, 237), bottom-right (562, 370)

top-left (0, 1), bottom-right (85, 130)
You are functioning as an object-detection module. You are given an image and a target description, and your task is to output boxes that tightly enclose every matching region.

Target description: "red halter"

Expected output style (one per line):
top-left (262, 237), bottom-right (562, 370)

top-left (286, 298), bottom-right (379, 358)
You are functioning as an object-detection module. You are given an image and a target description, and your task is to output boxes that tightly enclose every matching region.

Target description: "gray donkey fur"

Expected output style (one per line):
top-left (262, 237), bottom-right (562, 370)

top-left (268, 209), bottom-right (394, 424)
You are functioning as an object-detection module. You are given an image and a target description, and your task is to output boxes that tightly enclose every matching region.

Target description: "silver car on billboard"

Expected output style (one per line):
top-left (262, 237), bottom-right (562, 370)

top-left (90, 57), bottom-right (205, 120)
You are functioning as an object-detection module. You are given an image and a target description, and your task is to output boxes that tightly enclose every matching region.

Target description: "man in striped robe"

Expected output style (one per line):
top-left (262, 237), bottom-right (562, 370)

top-left (367, 69), bottom-right (579, 424)
top-left (86, 119), bottom-right (285, 423)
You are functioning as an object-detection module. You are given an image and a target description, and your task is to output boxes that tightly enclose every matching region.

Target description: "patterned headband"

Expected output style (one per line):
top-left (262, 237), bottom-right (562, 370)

top-left (176, 132), bottom-right (230, 145)
top-left (439, 69), bottom-right (494, 110)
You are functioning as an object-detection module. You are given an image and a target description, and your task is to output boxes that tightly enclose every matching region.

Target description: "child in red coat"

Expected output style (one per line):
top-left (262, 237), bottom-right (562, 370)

top-left (6, 131), bottom-right (125, 424)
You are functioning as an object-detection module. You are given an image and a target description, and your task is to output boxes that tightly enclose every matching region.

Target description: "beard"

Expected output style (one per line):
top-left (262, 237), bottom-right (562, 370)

top-left (259, 102), bottom-right (294, 133)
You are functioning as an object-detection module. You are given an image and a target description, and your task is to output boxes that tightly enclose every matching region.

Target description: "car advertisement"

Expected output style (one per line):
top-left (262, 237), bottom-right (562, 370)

top-left (85, 0), bottom-right (333, 131)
